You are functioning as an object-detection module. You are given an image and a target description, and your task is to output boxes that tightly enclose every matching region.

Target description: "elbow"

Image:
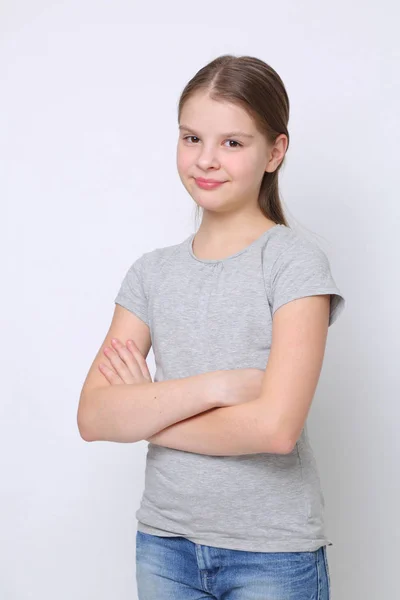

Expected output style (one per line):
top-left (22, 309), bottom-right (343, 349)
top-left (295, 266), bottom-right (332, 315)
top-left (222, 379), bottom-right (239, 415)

top-left (77, 412), bottom-right (94, 442)
top-left (79, 427), bottom-right (94, 443)
top-left (272, 436), bottom-right (296, 454)
top-left (77, 393), bottom-right (96, 442)
top-left (256, 400), bottom-right (297, 454)
top-left (267, 424), bottom-right (297, 455)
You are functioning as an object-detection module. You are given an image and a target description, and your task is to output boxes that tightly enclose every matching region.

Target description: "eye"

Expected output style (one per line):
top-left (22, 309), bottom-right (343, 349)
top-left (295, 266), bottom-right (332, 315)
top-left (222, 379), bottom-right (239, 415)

top-left (182, 136), bottom-right (242, 148)
top-left (183, 135), bottom-right (200, 144)
top-left (224, 139), bottom-right (242, 148)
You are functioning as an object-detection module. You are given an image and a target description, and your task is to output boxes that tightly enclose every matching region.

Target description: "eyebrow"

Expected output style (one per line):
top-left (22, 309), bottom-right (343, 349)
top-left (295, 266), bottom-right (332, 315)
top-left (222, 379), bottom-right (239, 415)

top-left (178, 125), bottom-right (254, 139)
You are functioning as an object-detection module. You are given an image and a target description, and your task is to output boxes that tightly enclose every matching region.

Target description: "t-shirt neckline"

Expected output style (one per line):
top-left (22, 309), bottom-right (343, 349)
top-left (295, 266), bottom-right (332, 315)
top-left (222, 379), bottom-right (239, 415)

top-left (187, 224), bottom-right (283, 264)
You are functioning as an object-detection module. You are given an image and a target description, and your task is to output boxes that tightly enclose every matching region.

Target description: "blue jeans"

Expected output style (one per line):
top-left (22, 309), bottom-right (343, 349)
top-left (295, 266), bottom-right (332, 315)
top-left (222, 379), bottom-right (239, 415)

top-left (136, 531), bottom-right (331, 599)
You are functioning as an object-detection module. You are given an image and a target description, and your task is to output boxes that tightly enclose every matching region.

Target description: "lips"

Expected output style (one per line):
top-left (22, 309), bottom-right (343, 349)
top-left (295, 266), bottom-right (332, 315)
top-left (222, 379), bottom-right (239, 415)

top-left (194, 178), bottom-right (226, 190)
top-left (195, 178), bottom-right (225, 183)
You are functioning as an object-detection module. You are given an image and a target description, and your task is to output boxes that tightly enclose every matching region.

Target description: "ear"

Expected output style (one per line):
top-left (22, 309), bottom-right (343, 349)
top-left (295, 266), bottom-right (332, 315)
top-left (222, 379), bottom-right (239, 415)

top-left (265, 134), bottom-right (288, 172)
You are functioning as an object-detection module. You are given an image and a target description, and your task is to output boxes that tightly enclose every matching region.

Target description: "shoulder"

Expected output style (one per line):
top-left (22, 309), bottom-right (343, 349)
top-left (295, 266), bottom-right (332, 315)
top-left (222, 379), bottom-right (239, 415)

top-left (131, 237), bottom-right (189, 291)
top-left (140, 237), bottom-right (187, 271)
top-left (262, 225), bottom-right (331, 277)
top-left (263, 224), bottom-right (327, 262)
top-left (116, 238), bottom-right (186, 305)
top-left (261, 225), bottom-right (345, 326)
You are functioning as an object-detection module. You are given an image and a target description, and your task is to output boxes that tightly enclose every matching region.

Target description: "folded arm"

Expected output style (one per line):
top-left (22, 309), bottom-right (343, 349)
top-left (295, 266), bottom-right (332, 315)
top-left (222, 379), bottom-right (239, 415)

top-left (147, 295), bottom-right (331, 456)
top-left (146, 398), bottom-right (285, 455)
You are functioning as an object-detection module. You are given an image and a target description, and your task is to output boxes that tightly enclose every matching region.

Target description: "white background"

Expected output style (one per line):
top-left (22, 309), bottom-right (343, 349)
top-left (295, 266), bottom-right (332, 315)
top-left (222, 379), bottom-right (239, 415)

top-left (2, 1), bottom-right (399, 598)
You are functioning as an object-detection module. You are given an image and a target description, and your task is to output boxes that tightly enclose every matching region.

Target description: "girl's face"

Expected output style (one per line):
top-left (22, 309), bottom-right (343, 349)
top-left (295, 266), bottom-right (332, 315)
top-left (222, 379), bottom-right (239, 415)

top-left (176, 91), bottom-right (280, 213)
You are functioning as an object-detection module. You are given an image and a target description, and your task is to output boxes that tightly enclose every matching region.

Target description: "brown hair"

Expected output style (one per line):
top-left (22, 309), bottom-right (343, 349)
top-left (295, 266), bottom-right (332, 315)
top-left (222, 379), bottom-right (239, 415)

top-left (177, 54), bottom-right (290, 228)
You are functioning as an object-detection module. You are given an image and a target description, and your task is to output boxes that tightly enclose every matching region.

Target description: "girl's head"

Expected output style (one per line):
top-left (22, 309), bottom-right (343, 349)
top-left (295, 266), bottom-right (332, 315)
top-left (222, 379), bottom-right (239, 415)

top-left (176, 55), bottom-right (290, 227)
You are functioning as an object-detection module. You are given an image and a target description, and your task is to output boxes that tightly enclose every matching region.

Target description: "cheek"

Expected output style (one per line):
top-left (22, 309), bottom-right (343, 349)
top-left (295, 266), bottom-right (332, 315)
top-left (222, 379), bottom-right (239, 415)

top-left (176, 146), bottom-right (193, 173)
top-left (228, 155), bottom-right (258, 179)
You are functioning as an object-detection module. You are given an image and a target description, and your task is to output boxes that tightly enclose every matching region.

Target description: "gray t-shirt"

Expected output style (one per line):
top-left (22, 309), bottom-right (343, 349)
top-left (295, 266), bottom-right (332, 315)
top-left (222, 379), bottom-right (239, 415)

top-left (114, 223), bottom-right (345, 552)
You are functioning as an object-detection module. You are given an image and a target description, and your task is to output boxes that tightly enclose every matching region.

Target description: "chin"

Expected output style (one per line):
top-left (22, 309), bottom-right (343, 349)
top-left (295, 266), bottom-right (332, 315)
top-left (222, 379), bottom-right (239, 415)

top-left (194, 197), bottom-right (231, 213)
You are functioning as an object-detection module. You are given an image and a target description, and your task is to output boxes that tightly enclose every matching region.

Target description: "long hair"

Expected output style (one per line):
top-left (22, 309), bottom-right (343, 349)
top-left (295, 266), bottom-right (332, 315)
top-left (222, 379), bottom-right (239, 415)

top-left (177, 54), bottom-right (291, 229)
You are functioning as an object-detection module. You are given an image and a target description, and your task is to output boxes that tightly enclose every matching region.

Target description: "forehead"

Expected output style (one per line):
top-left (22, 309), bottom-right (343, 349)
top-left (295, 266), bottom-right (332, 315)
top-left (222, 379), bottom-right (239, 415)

top-left (180, 91), bottom-right (256, 133)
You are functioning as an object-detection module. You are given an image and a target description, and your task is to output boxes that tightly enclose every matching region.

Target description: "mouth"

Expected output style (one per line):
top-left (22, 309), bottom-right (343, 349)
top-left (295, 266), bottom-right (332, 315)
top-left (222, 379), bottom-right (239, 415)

top-left (195, 178), bottom-right (226, 183)
top-left (194, 177), bottom-right (227, 189)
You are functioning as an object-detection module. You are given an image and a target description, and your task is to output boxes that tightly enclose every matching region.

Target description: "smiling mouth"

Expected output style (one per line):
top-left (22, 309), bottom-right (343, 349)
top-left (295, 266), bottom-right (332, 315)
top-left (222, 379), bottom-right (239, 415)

top-left (195, 178), bottom-right (226, 183)
top-left (194, 177), bottom-right (227, 187)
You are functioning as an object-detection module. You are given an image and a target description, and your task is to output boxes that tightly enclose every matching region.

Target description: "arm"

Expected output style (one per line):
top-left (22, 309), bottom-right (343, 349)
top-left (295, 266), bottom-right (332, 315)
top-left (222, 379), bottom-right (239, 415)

top-left (146, 295), bottom-right (331, 456)
top-left (146, 398), bottom-right (284, 455)
top-left (80, 372), bottom-right (224, 443)
top-left (77, 304), bottom-right (226, 444)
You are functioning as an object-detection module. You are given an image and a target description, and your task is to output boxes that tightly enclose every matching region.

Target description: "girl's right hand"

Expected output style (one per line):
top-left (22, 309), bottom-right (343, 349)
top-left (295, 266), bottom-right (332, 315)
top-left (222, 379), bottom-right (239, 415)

top-left (212, 368), bottom-right (265, 407)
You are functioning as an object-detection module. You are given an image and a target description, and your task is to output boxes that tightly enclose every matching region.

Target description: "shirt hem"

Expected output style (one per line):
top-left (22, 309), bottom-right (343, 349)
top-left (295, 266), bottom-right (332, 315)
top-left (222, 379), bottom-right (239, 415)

top-left (137, 521), bottom-right (333, 552)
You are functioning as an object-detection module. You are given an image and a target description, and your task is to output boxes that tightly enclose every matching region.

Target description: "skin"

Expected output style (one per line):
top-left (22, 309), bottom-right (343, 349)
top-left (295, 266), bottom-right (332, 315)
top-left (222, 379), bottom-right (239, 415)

top-left (176, 89), bottom-right (288, 259)
top-left (99, 338), bottom-right (152, 385)
top-left (97, 92), bottom-right (293, 448)
top-left (100, 92), bottom-right (289, 380)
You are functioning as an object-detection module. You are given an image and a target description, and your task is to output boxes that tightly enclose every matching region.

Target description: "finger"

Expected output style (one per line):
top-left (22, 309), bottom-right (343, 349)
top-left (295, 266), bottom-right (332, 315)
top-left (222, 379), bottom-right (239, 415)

top-left (98, 362), bottom-right (124, 385)
top-left (126, 339), bottom-right (153, 382)
top-left (103, 346), bottom-right (137, 384)
top-left (110, 339), bottom-right (143, 381)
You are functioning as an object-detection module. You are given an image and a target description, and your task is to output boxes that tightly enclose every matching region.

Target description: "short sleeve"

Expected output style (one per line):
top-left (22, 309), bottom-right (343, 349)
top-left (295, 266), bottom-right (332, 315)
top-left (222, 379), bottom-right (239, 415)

top-left (270, 239), bottom-right (345, 326)
top-left (114, 253), bottom-right (149, 326)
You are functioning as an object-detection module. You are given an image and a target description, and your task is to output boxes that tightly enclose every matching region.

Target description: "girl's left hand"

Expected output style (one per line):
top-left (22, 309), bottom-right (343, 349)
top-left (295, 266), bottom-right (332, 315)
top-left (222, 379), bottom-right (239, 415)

top-left (98, 338), bottom-right (153, 385)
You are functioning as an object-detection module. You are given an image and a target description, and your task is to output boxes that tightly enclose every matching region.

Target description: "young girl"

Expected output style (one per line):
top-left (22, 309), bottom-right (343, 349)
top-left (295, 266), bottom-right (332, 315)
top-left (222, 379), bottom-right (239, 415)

top-left (78, 54), bottom-right (345, 599)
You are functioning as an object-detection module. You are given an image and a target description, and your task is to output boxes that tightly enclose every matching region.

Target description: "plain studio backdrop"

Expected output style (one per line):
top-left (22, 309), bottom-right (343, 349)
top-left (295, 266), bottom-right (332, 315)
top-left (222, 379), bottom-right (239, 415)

top-left (2, 1), bottom-right (398, 598)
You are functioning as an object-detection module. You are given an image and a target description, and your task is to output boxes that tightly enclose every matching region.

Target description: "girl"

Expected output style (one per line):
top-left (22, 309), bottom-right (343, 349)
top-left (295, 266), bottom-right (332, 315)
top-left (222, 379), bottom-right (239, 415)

top-left (79, 55), bottom-right (345, 599)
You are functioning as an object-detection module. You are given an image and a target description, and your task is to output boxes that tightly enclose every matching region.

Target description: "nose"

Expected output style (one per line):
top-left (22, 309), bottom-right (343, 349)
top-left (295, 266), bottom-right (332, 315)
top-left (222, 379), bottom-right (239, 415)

top-left (196, 145), bottom-right (220, 171)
